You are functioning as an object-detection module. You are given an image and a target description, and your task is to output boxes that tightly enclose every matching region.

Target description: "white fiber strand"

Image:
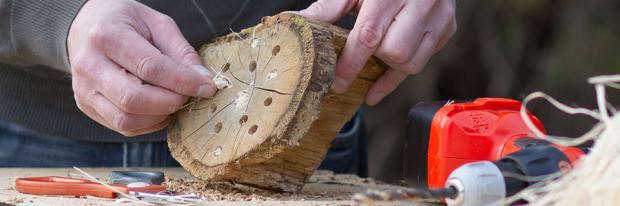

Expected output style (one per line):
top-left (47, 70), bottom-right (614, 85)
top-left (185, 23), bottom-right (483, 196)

top-left (508, 74), bottom-right (620, 206)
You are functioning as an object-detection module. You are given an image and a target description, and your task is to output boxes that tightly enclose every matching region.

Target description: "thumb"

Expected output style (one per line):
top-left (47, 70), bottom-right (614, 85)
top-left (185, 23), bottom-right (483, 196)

top-left (298, 0), bottom-right (359, 23)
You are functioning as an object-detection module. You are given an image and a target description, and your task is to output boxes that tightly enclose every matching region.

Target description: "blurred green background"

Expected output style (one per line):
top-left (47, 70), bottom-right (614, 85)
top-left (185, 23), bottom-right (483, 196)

top-left (364, 0), bottom-right (620, 183)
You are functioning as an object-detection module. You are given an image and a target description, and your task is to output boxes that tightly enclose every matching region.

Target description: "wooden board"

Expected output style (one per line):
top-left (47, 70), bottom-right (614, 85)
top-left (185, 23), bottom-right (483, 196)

top-left (0, 168), bottom-right (435, 206)
top-left (168, 13), bottom-right (387, 192)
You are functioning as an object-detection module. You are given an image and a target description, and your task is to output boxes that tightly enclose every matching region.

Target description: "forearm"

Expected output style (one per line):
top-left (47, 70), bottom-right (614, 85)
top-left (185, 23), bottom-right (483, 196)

top-left (0, 0), bottom-right (86, 72)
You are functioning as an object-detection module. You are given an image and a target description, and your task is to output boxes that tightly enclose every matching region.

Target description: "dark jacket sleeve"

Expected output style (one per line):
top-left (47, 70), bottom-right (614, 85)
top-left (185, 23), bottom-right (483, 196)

top-left (0, 0), bottom-right (86, 72)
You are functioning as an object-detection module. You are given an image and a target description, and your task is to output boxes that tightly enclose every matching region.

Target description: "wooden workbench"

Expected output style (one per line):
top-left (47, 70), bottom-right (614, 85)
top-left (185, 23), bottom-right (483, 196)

top-left (0, 168), bottom-right (434, 206)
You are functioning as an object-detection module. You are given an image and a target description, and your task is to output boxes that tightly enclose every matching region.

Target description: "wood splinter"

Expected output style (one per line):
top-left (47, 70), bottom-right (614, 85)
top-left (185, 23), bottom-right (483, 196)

top-left (168, 13), bottom-right (387, 192)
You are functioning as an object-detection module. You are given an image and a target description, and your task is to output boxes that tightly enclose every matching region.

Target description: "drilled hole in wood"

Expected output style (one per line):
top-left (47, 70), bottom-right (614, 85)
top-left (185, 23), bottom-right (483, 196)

top-left (249, 61), bottom-right (257, 72)
top-left (248, 125), bottom-right (258, 135)
top-left (264, 97), bottom-right (273, 106)
top-left (215, 122), bottom-right (222, 133)
top-left (239, 115), bottom-right (248, 124)
top-left (272, 45), bottom-right (280, 56)
top-left (222, 63), bottom-right (230, 73)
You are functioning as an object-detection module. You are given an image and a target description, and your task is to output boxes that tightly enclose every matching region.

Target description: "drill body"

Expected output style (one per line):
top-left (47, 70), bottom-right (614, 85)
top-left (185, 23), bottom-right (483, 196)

top-left (354, 98), bottom-right (584, 206)
top-left (404, 98), bottom-right (584, 205)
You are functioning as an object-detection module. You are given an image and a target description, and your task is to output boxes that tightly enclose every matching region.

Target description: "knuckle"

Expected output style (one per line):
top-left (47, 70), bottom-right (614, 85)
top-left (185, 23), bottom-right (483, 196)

top-left (87, 25), bottom-right (115, 47)
top-left (111, 112), bottom-right (133, 132)
top-left (155, 15), bottom-right (176, 27)
top-left (178, 44), bottom-right (199, 61)
top-left (385, 47), bottom-right (412, 64)
top-left (345, 60), bottom-right (365, 74)
top-left (118, 89), bottom-right (141, 112)
top-left (407, 61), bottom-right (425, 75)
top-left (426, 30), bottom-right (438, 42)
top-left (71, 57), bottom-right (90, 75)
top-left (71, 57), bottom-right (99, 79)
top-left (337, 60), bottom-right (364, 81)
top-left (135, 55), bottom-right (162, 81)
top-left (356, 24), bottom-right (383, 49)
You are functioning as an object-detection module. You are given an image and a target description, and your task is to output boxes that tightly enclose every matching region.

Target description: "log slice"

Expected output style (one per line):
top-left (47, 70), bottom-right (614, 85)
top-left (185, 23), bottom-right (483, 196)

top-left (168, 13), bottom-right (386, 192)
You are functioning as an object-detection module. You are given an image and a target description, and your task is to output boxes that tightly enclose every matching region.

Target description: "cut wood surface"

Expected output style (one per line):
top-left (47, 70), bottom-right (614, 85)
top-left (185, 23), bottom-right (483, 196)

top-left (168, 13), bottom-right (387, 192)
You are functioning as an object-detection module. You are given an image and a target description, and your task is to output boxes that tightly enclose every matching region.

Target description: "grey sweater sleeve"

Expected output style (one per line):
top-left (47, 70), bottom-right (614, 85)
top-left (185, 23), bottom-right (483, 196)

top-left (0, 0), bottom-right (87, 72)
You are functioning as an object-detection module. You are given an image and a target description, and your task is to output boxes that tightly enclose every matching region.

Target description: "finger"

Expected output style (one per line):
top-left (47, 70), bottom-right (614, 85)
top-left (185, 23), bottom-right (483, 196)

top-left (298, 0), bottom-right (359, 23)
top-left (434, 18), bottom-right (457, 53)
top-left (87, 91), bottom-right (168, 136)
top-left (332, 0), bottom-right (405, 93)
top-left (71, 55), bottom-right (187, 115)
top-left (90, 27), bottom-right (216, 97)
top-left (76, 90), bottom-right (169, 136)
top-left (75, 94), bottom-right (112, 129)
top-left (365, 69), bottom-right (408, 105)
top-left (366, 31), bottom-right (437, 105)
top-left (431, 0), bottom-right (457, 52)
top-left (139, 10), bottom-right (202, 66)
top-left (405, 32), bottom-right (437, 75)
top-left (129, 118), bottom-right (170, 136)
top-left (72, 72), bottom-right (114, 128)
top-left (374, 3), bottom-right (429, 67)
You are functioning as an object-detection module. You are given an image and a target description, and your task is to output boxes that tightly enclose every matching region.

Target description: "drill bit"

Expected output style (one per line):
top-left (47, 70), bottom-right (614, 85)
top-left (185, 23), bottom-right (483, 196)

top-left (353, 186), bottom-right (458, 204)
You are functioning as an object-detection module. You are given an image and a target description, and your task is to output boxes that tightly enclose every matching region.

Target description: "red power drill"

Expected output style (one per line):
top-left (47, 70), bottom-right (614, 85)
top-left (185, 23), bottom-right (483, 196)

top-left (399, 98), bottom-right (585, 205)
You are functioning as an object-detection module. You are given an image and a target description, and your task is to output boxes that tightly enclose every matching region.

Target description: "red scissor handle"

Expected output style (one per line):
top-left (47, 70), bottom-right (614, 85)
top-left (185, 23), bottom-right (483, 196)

top-left (15, 176), bottom-right (166, 198)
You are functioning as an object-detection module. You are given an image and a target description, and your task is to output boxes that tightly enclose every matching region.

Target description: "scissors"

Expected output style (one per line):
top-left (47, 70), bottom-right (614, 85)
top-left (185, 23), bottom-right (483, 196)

top-left (15, 176), bottom-right (166, 198)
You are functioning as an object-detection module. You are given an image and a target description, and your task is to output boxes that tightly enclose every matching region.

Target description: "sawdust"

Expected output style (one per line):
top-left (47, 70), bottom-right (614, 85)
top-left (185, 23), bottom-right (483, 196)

top-left (234, 89), bottom-right (250, 109)
top-left (165, 170), bottom-right (382, 202)
top-left (266, 69), bottom-right (278, 81)
top-left (4, 196), bottom-right (22, 204)
top-left (213, 75), bottom-right (232, 89)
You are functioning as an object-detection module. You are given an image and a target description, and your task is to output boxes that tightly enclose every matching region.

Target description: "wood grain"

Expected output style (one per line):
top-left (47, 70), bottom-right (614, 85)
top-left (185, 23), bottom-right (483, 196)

top-left (168, 13), bottom-right (387, 192)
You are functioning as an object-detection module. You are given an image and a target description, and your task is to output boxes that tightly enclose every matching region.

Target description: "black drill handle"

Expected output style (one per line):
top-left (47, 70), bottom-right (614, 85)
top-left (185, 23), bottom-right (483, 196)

top-left (494, 144), bottom-right (570, 197)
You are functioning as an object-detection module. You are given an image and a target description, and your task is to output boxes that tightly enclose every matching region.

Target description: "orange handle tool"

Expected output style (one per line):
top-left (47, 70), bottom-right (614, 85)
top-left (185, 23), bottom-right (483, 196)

top-left (15, 176), bottom-right (166, 198)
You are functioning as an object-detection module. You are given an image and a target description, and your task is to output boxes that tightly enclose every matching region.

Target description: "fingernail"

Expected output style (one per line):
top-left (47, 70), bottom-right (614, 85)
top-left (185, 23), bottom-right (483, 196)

top-left (331, 77), bottom-right (348, 93)
top-left (193, 65), bottom-right (213, 79)
top-left (198, 84), bottom-right (217, 98)
top-left (193, 65), bottom-right (217, 97)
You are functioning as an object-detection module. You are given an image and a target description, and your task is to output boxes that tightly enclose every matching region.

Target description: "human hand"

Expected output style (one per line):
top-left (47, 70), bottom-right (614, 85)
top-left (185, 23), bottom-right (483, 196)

top-left (299, 0), bottom-right (457, 105)
top-left (68, 0), bottom-right (217, 136)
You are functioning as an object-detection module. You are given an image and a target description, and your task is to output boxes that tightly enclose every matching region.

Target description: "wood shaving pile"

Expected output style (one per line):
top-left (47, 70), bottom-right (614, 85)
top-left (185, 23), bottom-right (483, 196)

top-left (165, 170), bottom-right (382, 201)
top-left (4, 196), bottom-right (22, 204)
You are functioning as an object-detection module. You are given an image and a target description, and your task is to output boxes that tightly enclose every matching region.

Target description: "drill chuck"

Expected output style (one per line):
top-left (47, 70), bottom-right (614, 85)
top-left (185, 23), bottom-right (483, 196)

top-left (445, 161), bottom-right (506, 206)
